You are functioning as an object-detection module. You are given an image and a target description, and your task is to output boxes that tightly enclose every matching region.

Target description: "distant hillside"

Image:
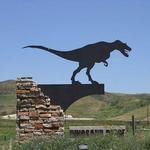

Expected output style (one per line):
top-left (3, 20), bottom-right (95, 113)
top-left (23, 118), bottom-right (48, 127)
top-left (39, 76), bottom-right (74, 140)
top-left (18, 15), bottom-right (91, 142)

top-left (66, 93), bottom-right (150, 121)
top-left (0, 80), bottom-right (16, 94)
top-left (0, 80), bottom-right (150, 121)
top-left (0, 80), bottom-right (16, 115)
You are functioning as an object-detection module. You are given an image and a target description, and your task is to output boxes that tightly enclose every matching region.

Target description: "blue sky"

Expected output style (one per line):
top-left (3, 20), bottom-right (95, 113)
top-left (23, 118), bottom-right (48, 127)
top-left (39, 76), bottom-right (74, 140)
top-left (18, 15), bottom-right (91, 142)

top-left (0, 0), bottom-right (150, 93)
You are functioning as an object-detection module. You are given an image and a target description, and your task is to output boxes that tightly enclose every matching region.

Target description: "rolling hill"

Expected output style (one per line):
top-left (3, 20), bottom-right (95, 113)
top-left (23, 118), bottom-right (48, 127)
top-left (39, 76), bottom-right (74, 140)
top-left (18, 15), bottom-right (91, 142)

top-left (66, 93), bottom-right (150, 121)
top-left (0, 80), bottom-right (16, 115)
top-left (0, 80), bottom-right (150, 121)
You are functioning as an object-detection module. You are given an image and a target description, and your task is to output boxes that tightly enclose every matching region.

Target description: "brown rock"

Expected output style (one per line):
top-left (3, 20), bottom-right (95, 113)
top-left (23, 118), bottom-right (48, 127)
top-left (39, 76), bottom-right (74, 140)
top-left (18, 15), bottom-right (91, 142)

top-left (35, 123), bottom-right (43, 129)
top-left (50, 111), bottom-right (60, 117)
top-left (29, 111), bottom-right (39, 120)
top-left (39, 112), bottom-right (51, 118)
top-left (17, 112), bottom-right (29, 116)
top-left (16, 90), bottom-right (30, 94)
top-left (29, 111), bottom-right (38, 117)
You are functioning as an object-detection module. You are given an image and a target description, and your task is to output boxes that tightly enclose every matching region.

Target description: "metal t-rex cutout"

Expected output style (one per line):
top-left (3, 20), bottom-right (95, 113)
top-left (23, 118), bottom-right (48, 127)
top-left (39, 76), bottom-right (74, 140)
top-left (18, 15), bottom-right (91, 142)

top-left (23, 40), bottom-right (131, 85)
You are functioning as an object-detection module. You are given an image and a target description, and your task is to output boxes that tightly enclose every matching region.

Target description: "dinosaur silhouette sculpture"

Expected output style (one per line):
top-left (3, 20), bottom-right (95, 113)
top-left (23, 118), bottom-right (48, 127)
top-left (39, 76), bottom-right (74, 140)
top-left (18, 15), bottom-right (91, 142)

top-left (23, 40), bottom-right (131, 85)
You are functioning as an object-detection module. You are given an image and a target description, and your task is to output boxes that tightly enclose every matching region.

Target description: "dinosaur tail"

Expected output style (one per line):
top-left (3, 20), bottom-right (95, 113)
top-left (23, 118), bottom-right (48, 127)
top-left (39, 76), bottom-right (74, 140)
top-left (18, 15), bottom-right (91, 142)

top-left (23, 45), bottom-right (78, 61)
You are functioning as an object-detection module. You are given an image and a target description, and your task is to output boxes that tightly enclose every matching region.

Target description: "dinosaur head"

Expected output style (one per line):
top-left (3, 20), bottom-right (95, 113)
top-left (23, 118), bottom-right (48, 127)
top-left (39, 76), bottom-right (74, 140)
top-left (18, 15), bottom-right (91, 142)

top-left (114, 40), bottom-right (132, 57)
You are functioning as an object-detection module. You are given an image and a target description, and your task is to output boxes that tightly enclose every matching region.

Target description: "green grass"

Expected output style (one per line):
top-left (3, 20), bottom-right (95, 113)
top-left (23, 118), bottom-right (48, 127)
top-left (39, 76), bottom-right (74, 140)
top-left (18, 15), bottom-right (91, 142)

top-left (12, 133), bottom-right (150, 150)
top-left (0, 94), bottom-right (16, 115)
top-left (0, 119), bottom-right (16, 138)
top-left (0, 118), bottom-right (150, 149)
top-left (0, 119), bottom-right (16, 147)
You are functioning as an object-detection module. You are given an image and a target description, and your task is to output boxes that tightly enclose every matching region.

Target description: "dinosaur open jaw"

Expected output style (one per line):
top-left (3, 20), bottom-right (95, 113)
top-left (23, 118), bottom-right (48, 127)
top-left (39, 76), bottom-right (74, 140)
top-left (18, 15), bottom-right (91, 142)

top-left (122, 49), bottom-right (130, 57)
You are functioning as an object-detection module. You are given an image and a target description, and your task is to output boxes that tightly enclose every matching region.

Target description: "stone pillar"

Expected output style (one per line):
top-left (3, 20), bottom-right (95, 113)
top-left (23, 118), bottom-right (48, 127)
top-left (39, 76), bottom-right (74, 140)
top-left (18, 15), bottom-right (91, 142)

top-left (16, 77), bottom-right (64, 143)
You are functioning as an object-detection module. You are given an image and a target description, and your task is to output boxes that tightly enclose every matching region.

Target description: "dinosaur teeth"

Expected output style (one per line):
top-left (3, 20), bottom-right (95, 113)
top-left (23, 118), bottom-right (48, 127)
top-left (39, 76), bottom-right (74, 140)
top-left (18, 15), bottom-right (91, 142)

top-left (125, 50), bottom-right (129, 54)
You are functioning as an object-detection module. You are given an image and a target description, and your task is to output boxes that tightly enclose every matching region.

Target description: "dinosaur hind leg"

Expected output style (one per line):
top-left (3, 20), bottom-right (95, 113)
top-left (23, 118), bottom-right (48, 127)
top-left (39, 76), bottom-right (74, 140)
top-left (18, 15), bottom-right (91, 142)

top-left (86, 65), bottom-right (99, 85)
top-left (71, 65), bottom-right (84, 84)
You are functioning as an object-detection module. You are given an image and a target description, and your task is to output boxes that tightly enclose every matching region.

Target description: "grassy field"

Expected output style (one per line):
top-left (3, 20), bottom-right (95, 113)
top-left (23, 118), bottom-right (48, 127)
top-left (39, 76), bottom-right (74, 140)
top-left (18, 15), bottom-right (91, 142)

top-left (0, 119), bottom-right (150, 150)
top-left (0, 119), bottom-right (16, 147)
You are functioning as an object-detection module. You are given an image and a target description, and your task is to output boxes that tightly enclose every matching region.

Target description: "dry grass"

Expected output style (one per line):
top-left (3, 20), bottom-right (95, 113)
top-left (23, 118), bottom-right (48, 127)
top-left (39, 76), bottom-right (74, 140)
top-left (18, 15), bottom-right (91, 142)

top-left (111, 105), bottom-right (150, 121)
top-left (66, 96), bottom-right (105, 118)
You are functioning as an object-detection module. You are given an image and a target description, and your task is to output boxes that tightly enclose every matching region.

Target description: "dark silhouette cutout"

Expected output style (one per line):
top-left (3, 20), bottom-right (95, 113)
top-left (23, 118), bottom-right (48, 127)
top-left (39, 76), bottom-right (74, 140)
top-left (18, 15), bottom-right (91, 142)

top-left (23, 40), bottom-right (131, 84)
top-left (38, 84), bottom-right (104, 111)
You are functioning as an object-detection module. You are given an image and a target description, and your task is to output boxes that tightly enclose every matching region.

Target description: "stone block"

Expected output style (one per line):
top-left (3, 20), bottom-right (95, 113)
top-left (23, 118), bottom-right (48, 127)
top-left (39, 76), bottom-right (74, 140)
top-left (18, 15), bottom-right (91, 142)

top-left (29, 111), bottom-right (38, 117)
top-left (16, 128), bottom-right (24, 133)
top-left (24, 128), bottom-right (34, 133)
top-left (43, 123), bottom-right (52, 128)
top-left (29, 107), bottom-right (36, 111)
top-left (20, 123), bottom-right (33, 128)
top-left (43, 129), bottom-right (53, 133)
top-left (17, 111), bottom-right (29, 116)
top-left (33, 131), bottom-right (43, 136)
top-left (19, 115), bottom-right (30, 120)
top-left (31, 98), bottom-right (46, 105)
top-left (39, 112), bottom-right (51, 118)
top-left (35, 123), bottom-right (43, 129)
top-left (16, 90), bottom-right (30, 94)
top-left (19, 107), bottom-right (28, 111)
top-left (36, 104), bottom-right (47, 109)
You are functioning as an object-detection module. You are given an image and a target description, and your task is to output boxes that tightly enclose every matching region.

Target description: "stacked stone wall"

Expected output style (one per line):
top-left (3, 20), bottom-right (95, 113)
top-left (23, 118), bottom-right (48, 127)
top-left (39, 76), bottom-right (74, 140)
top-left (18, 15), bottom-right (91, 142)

top-left (16, 77), bottom-right (64, 143)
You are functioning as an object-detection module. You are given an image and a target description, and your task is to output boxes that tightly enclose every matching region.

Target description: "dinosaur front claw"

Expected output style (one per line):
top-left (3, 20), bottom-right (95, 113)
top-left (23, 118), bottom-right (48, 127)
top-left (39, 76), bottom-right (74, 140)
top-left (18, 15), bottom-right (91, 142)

top-left (91, 81), bottom-right (100, 85)
top-left (104, 62), bottom-right (108, 67)
top-left (72, 81), bottom-right (82, 85)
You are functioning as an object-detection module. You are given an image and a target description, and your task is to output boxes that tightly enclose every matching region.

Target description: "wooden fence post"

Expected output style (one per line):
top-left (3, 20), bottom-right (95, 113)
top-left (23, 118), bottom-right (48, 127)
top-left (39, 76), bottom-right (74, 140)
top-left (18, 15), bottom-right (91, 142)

top-left (132, 115), bottom-right (135, 136)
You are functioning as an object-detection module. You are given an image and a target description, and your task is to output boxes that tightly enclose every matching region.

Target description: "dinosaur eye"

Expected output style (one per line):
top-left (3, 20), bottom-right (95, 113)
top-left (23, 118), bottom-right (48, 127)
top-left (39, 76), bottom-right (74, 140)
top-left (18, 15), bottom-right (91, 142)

top-left (124, 43), bottom-right (127, 46)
